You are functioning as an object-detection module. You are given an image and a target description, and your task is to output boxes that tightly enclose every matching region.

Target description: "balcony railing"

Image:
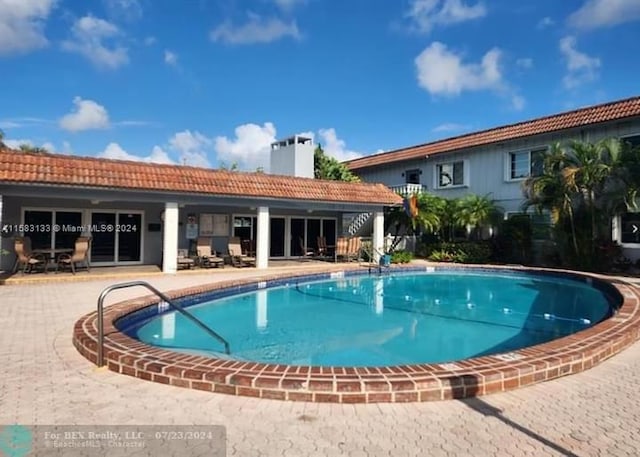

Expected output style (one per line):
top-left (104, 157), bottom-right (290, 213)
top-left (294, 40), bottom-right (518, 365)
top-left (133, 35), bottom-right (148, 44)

top-left (389, 183), bottom-right (427, 196)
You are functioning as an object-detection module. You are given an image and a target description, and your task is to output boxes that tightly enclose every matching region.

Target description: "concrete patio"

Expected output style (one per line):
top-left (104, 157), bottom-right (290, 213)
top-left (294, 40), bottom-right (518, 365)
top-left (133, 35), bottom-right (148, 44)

top-left (2, 266), bottom-right (640, 456)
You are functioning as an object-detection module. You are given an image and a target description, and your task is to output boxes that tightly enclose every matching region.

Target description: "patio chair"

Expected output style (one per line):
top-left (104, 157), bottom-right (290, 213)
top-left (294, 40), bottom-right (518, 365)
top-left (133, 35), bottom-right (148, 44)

top-left (298, 237), bottom-right (315, 261)
top-left (13, 236), bottom-right (46, 274)
top-left (177, 249), bottom-right (195, 270)
top-left (334, 237), bottom-right (349, 262)
top-left (348, 236), bottom-right (362, 262)
top-left (228, 237), bottom-right (256, 267)
top-left (57, 236), bottom-right (91, 274)
top-left (196, 237), bottom-right (224, 268)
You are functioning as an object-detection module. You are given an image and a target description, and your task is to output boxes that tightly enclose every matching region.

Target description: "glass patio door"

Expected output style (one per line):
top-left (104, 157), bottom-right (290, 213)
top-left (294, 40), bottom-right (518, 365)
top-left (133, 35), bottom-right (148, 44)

top-left (90, 211), bottom-right (142, 264)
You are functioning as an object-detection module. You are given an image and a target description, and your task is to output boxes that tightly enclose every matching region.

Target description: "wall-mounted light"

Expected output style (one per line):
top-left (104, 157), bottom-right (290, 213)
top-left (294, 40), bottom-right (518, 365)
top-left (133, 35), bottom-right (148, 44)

top-left (90, 200), bottom-right (100, 205)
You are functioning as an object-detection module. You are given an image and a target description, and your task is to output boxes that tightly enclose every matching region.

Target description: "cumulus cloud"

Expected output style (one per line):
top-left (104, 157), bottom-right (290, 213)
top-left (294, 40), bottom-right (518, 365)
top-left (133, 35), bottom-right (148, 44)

top-left (568, 0), bottom-right (640, 30)
top-left (559, 36), bottom-right (600, 88)
top-left (59, 97), bottom-right (110, 132)
top-left (164, 49), bottom-right (178, 66)
top-left (169, 130), bottom-right (212, 167)
top-left (415, 42), bottom-right (502, 95)
top-left (99, 142), bottom-right (174, 164)
top-left (415, 42), bottom-right (524, 110)
top-left (61, 15), bottom-right (129, 69)
top-left (214, 123), bottom-right (276, 169)
top-left (406, 0), bottom-right (486, 34)
top-left (0, 0), bottom-right (55, 55)
top-left (210, 13), bottom-right (300, 44)
top-left (317, 128), bottom-right (363, 162)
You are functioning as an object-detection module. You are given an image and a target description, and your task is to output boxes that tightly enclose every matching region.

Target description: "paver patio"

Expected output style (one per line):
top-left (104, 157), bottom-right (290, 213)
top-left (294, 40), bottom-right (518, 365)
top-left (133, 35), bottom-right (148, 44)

top-left (2, 266), bottom-right (640, 456)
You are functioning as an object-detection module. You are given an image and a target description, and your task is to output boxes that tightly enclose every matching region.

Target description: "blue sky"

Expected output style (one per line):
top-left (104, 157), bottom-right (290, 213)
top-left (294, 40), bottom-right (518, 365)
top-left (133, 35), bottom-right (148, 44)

top-left (1, 0), bottom-right (639, 170)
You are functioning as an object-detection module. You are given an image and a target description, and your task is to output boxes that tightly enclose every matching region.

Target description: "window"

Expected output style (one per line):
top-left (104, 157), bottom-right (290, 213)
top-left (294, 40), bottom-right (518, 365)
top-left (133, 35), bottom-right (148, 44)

top-left (508, 148), bottom-right (545, 180)
top-left (621, 212), bottom-right (640, 244)
top-left (436, 161), bottom-right (465, 188)
top-left (506, 212), bottom-right (552, 240)
top-left (404, 169), bottom-right (421, 184)
top-left (622, 134), bottom-right (640, 149)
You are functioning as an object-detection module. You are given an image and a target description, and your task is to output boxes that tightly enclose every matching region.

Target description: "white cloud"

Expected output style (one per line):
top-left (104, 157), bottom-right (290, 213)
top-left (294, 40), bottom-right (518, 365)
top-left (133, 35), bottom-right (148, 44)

top-left (0, 0), bottom-right (55, 55)
top-left (99, 142), bottom-right (174, 164)
top-left (317, 128), bottom-right (363, 162)
top-left (516, 57), bottom-right (533, 69)
top-left (3, 137), bottom-right (71, 154)
top-left (164, 49), bottom-right (178, 66)
top-left (432, 122), bottom-right (470, 133)
top-left (568, 0), bottom-right (640, 30)
top-left (537, 16), bottom-right (554, 29)
top-left (406, 0), bottom-right (486, 34)
top-left (144, 36), bottom-right (156, 46)
top-left (214, 123), bottom-right (276, 169)
top-left (169, 130), bottom-right (212, 167)
top-left (415, 42), bottom-right (502, 95)
top-left (210, 13), bottom-right (300, 44)
top-left (59, 97), bottom-right (110, 132)
top-left (559, 36), bottom-right (600, 88)
top-left (4, 138), bottom-right (33, 149)
top-left (61, 15), bottom-right (129, 69)
top-left (103, 0), bottom-right (143, 21)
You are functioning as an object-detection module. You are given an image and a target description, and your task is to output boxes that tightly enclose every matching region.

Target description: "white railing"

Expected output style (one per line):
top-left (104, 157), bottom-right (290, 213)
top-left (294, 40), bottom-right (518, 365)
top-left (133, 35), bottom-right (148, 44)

top-left (389, 183), bottom-right (426, 195)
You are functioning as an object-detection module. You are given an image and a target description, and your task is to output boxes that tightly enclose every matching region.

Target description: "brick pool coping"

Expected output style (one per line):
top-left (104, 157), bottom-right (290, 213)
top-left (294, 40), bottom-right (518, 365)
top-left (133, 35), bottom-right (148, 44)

top-left (73, 264), bottom-right (640, 403)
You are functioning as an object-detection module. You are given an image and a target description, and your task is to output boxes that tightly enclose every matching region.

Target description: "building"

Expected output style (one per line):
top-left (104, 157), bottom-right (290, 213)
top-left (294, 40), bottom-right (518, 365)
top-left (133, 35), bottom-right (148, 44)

top-left (345, 96), bottom-right (640, 261)
top-left (0, 135), bottom-right (402, 273)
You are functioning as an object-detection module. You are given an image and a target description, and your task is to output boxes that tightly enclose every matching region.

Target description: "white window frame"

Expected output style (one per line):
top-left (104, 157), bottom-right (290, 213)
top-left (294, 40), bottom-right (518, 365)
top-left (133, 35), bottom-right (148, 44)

top-left (613, 212), bottom-right (640, 247)
top-left (433, 160), bottom-right (468, 189)
top-left (504, 210), bottom-right (552, 241)
top-left (505, 146), bottom-right (547, 182)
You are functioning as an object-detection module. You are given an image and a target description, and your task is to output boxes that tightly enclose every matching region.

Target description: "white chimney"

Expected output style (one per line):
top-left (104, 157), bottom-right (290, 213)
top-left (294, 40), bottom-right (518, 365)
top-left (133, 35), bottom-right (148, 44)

top-left (269, 135), bottom-right (314, 178)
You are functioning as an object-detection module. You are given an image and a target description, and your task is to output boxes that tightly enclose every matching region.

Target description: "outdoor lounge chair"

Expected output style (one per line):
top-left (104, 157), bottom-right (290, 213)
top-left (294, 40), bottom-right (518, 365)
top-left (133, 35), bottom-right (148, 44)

top-left (298, 237), bottom-right (315, 261)
top-left (13, 236), bottom-right (46, 274)
top-left (196, 237), bottom-right (224, 268)
top-left (177, 249), bottom-right (195, 269)
top-left (228, 237), bottom-right (256, 267)
top-left (347, 236), bottom-right (362, 262)
top-left (334, 237), bottom-right (349, 262)
top-left (57, 236), bottom-right (91, 274)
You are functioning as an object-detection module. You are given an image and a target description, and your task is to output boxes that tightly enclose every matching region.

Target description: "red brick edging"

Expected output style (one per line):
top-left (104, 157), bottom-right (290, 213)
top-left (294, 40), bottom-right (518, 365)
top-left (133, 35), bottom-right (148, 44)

top-left (73, 265), bottom-right (640, 403)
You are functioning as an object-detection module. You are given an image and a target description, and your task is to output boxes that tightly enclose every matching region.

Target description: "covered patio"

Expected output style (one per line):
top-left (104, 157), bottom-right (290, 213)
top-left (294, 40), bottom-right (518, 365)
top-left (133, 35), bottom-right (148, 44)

top-left (0, 149), bottom-right (402, 276)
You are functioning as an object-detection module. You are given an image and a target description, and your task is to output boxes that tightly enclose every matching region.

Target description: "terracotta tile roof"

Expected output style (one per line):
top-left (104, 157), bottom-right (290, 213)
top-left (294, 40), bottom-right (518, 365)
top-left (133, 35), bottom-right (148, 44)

top-left (346, 95), bottom-right (640, 170)
top-left (0, 150), bottom-right (403, 206)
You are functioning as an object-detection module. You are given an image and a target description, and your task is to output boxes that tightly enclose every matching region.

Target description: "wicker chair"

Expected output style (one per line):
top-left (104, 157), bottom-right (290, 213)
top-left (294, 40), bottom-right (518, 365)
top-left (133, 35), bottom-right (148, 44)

top-left (57, 237), bottom-right (91, 274)
top-left (13, 236), bottom-right (46, 274)
top-left (196, 237), bottom-right (224, 268)
top-left (227, 237), bottom-right (256, 267)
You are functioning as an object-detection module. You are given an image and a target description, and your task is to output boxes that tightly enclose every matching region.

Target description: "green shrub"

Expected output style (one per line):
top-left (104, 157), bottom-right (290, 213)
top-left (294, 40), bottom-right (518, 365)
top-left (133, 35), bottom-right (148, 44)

top-left (423, 241), bottom-right (491, 264)
top-left (391, 250), bottom-right (413, 264)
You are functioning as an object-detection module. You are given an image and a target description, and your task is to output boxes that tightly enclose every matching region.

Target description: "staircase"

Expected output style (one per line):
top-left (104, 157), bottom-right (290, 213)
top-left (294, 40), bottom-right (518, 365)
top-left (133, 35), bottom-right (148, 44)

top-left (345, 212), bottom-right (372, 236)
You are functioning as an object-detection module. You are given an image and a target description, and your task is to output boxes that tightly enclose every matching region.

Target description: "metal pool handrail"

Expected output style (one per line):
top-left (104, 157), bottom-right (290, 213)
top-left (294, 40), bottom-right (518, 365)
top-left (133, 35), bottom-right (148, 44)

top-left (96, 281), bottom-right (231, 367)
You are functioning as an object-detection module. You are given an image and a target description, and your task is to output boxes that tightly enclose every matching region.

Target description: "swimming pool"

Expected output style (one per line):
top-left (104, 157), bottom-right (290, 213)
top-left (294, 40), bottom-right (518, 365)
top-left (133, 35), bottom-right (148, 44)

top-left (125, 271), bottom-right (613, 367)
top-left (74, 265), bottom-right (640, 403)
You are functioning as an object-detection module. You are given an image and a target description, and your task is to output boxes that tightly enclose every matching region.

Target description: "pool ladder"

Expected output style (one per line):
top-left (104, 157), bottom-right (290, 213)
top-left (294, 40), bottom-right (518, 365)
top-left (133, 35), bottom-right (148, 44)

top-left (96, 281), bottom-right (230, 367)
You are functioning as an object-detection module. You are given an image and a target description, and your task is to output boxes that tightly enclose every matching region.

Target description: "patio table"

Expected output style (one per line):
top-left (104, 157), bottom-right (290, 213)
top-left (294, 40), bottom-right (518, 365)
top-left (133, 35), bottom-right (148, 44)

top-left (32, 248), bottom-right (74, 272)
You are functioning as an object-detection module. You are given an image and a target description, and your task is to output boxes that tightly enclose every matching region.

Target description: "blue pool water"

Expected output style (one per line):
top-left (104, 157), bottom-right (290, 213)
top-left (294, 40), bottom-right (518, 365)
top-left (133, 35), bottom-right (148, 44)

top-left (129, 271), bottom-right (614, 366)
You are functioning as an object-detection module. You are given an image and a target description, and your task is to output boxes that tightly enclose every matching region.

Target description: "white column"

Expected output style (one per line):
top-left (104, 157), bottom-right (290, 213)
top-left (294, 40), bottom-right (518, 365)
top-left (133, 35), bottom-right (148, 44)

top-left (372, 210), bottom-right (384, 263)
top-left (256, 206), bottom-right (270, 269)
top-left (162, 202), bottom-right (179, 274)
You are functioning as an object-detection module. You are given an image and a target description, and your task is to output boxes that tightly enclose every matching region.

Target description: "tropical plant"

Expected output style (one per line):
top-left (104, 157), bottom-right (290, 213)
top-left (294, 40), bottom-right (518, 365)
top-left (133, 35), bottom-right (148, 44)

top-left (314, 144), bottom-right (360, 182)
top-left (455, 193), bottom-right (503, 240)
top-left (521, 138), bottom-right (637, 270)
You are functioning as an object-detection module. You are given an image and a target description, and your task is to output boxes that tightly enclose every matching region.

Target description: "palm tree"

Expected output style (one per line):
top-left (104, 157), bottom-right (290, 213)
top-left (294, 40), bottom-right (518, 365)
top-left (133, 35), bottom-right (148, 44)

top-left (522, 142), bottom-right (580, 258)
top-left (455, 194), bottom-right (502, 240)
